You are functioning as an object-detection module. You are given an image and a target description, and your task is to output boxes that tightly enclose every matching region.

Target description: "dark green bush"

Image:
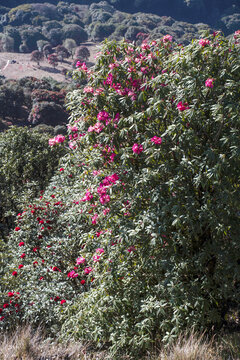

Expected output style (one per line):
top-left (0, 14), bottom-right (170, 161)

top-left (0, 126), bottom-right (66, 236)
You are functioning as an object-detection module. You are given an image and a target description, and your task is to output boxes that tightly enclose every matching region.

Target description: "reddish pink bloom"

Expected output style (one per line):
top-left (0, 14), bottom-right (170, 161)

top-left (55, 135), bottom-right (65, 143)
top-left (151, 136), bottom-right (162, 145)
top-left (127, 245), bottom-right (136, 253)
top-left (67, 270), bottom-right (78, 278)
top-left (93, 254), bottom-right (101, 262)
top-left (18, 264), bottom-right (24, 269)
top-left (12, 271), bottom-right (18, 277)
top-left (54, 296), bottom-right (60, 302)
top-left (234, 30), bottom-right (240, 39)
top-left (76, 257), bottom-right (85, 265)
top-left (99, 194), bottom-right (110, 205)
top-left (96, 248), bottom-right (104, 254)
top-left (92, 213), bottom-right (98, 225)
top-left (19, 242), bottom-right (25, 247)
top-left (48, 138), bottom-right (56, 146)
top-left (59, 168), bottom-right (64, 172)
top-left (84, 267), bottom-right (93, 275)
top-left (3, 304), bottom-right (9, 308)
top-left (80, 279), bottom-right (86, 285)
top-left (20, 253), bottom-right (26, 258)
top-left (103, 208), bottom-right (110, 215)
top-left (205, 78), bottom-right (214, 88)
top-left (15, 227), bottom-right (20, 231)
top-left (60, 299), bottom-right (66, 304)
top-left (199, 38), bottom-right (210, 47)
top-left (81, 190), bottom-right (93, 202)
top-left (52, 266), bottom-right (61, 272)
top-left (132, 143), bottom-right (143, 154)
top-left (8, 292), bottom-right (14, 297)
top-left (177, 101), bottom-right (189, 111)
top-left (163, 34), bottom-right (173, 43)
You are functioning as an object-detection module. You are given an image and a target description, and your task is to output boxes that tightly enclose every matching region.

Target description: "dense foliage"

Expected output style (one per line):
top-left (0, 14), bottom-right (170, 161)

top-left (0, 31), bottom-right (240, 359)
top-left (0, 76), bottom-right (70, 128)
top-left (0, 126), bottom-right (67, 236)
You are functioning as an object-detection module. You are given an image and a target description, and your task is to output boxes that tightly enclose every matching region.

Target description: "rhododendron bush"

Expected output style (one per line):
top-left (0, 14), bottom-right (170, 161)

top-left (1, 32), bottom-right (240, 357)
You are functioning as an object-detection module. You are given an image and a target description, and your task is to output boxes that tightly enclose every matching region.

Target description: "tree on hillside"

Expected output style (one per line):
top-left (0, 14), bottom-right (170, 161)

top-left (48, 53), bottom-right (58, 68)
top-left (63, 38), bottom-right (77, 58)
top-left (75, 46), bottom-right (90, 61)
top-left (56, 44), bottom-right (70, 63)
top-left (43, 43), bottom-right (53, 58)
top-left (30, 50), bottom-right (44, 66)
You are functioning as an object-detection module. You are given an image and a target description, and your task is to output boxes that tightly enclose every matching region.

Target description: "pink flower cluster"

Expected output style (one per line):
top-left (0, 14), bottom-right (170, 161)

top-left (151, 136), bottom-right (162, 145)
top-left (205, 78), bottom-right (214, 88)
top-left (177, 101), bottom-right (190, 111)
top-left (199, 39), bottom-right (210, 47)
top-left (132, 143), bottom-right (143, 154)
top-left (48, 134), bottom-right (65, 146)
top-left (163, 34), bottom-right (173, 43)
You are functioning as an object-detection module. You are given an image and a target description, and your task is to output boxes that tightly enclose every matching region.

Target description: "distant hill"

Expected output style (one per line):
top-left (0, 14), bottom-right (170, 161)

top-left (0, 0), bottom-right (239, 28)
top-left (0, 1), bottom-right (239, 56)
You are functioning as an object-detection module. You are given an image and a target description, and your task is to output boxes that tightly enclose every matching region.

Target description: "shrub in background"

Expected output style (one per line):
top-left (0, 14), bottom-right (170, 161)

top-left (0, 126), bottom-right (67, 236)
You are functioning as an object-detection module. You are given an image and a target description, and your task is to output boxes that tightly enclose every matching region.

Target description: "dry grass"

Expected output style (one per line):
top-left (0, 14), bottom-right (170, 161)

top-left (0, 326), bottom-right (239, 360)
top-left (158, 332), bottom-right (220, 360)
top-left (0, 325), bottom-right (106, 360)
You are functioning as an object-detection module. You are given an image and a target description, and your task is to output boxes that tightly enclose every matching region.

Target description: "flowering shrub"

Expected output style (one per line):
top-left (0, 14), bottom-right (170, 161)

top-left (2, 32), bottom-right (240, 358)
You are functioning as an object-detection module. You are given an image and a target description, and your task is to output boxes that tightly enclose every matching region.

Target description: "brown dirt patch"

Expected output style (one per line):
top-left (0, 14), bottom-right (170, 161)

top-left (0, 42), bottom-right (100, 82)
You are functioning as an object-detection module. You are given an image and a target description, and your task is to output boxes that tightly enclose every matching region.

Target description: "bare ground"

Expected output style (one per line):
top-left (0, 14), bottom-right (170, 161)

top-left (0, 42), bottom-right (100, 82)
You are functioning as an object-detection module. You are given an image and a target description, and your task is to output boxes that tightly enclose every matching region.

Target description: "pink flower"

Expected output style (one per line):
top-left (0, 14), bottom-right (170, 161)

top-left (67, 270), bottom-right (78, 278)
top-left (234, 30), bottom-right (240, 39)
top-left (18, 264), bottom-right (24, 269)
top-left (80, 279), bottom-right (86, 285)
top-left (48, 138), bottom-right (56, 146)
top-left (163, 34), bottom-right (173, 43)
top-left (177, 101), bottom-right (189, 111)
top-left (84, 267), bottom-right (93, 275)
top-left (19, 242), bottom-right (25, 247)
top-left (103, 208), bottom-right (110, 215)
top-left (60, 299), bottom-right (66, 304)
top-left (15, 227), bottom-right (20, 231)
top-left (199, 38), bottom-right (210, 47)
top-left (94, 122), bottom-right (104, 133)
top-left (12, 271), bottom-right (18, 277)
top-left (151, 136), bottom-right (162, 145)
top-left (96, 248), bottom-right (104, 254)
top-left (81, 190), bottom-right (93, 202)
top-left (127, 246), bottom-right (136, 253)
top-left (92, 213), bottom-right (98, 225)
top-left (59, 168), bottom-right (64, 172)
top-left (8, 292), bottom-right (14, 297)
top-left (205, 78), bottom-right (214, 88)
top-left (99, 194), bottom-right (110, 205)
top-left (93, 254), bottom-right (101, 262)
top-left (132, 143), bottom-right (143, 154)
top-left (55, 135), bottom-right (65, 143)
top-left (76, 257), bottom-right (85, 265)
